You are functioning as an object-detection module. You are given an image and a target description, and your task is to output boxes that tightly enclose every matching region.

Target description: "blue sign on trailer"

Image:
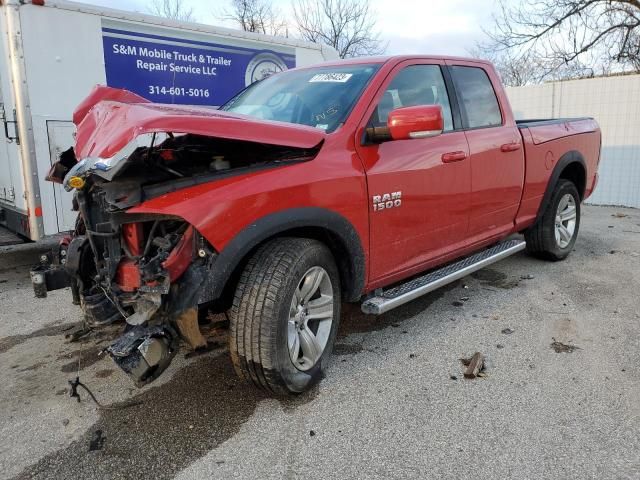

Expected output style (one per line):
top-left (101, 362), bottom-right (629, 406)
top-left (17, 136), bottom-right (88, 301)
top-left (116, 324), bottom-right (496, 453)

top-left (101, 26), bottom-right (296, 106)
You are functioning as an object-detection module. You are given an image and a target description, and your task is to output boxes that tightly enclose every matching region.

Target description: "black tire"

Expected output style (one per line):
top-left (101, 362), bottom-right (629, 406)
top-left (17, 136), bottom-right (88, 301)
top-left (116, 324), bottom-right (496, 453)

top-left (229, 237), bottom-right (341, 395)
top-left (525, 179), bottom-right (581, 261)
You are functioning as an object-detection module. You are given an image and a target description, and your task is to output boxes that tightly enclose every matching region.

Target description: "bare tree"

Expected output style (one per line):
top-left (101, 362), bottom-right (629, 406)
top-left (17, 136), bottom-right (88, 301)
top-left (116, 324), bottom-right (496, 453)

top-left (481, 0), bottom-right (640, 81)
top-left (470, 44), bottom-right (598, 86)
top-left (149, 0), bottom-right (196, 22)
top-left (293, 0), bottom-right (386, 58)
top-left (219, 0), bottom-right (287, 36)
top-left (469, 47), bottom-right (540, 86)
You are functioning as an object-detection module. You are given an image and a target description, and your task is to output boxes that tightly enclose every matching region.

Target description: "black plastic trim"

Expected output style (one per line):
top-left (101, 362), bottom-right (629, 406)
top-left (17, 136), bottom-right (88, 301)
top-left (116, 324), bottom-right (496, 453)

top-left (206, 207), bottom-right (366, 303)
top-left (516, 117), bottom-right (593, 128)
top-left (535, 150), bottom-right (586, 223)
top-left (441, 66), bottom-right (463, 131)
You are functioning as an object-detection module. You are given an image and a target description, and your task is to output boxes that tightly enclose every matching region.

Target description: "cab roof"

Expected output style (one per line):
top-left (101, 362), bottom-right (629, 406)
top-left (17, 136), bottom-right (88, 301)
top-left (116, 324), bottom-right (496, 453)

top-left (291, 55), bottom-right (494, 69)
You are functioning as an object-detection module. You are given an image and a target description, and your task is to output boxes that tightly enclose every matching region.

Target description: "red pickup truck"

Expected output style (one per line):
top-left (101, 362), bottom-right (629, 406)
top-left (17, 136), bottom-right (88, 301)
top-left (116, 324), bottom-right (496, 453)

top-left (40, 55), bottom-right (601, 395)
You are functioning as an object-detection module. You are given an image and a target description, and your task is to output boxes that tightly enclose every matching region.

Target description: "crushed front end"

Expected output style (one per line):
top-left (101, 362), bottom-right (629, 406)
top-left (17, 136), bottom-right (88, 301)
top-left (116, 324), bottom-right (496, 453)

top-left (35, 128), bottom-right (229, 386)
top-left (44, 165), bottom-right (216, 385)
top-left (32, 85), bottom-right (323, 387)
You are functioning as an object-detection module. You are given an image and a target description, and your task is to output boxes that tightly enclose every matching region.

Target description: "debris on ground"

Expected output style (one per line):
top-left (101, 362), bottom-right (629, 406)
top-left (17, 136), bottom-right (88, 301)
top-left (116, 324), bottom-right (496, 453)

top-left (459, 296), bottom-right (470, 302)
top-left (520, 274), bottom-right (535, 280)
top-left (612, 212), bottom-right (628, 218)
top-left (88, 429), bottom-right (106, 452)
top-left (65, 326), bottom-right (93, 343)
top-left (449, 375), bottom-right (458, 380)
top-left (551, 338), bottom-right (581, 353)
top-left (309, 430), bottom-right (316, 437)
top-left (496, 344), bottom-right (504, 349)
top-left (68, 375), bottom-right (143, 410)
top-left (460, 352), bottom-right (486, 379)
top-left (501, 327), bottom-right (515, 335)
top-left (452, 300), bottom-right (464, 307)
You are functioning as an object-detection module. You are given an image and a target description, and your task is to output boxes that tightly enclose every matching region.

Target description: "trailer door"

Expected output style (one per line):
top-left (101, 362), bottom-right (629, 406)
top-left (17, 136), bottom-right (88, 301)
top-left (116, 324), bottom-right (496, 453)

top-left (46, 120), bottom-right (76, 232)
top-left (0, 78), bottom-right (16, 205)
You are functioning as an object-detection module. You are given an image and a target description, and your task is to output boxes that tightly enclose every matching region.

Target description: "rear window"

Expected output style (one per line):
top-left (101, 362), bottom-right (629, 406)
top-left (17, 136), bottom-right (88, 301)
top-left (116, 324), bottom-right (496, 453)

top-left (450, 66), bottom-right (502, 129)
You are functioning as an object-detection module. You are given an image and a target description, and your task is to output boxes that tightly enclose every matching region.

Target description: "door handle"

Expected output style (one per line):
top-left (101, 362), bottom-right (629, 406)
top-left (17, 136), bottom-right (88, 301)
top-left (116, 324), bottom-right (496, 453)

top-left (500, 142), bottom-right (521, 153)
top-left (441, 151), bottom-right (467, 163)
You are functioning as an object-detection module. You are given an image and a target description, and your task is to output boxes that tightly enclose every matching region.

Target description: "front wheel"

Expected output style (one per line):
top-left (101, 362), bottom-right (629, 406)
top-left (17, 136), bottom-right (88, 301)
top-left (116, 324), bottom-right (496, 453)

top-left (229, 237), bottom-right (341, 395)
top-left (525, 179), bottom-right (581, 261)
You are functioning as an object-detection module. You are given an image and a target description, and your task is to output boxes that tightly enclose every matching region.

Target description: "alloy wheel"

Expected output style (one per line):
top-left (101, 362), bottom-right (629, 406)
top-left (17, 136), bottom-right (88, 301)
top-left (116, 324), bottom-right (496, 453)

top-left (554, 193), bottom-right (577, 248)
top-left (287, 266), bottom-right (334, 371)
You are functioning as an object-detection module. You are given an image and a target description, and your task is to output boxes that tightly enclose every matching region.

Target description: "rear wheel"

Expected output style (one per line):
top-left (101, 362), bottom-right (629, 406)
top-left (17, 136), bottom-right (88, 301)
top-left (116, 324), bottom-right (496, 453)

top-left (229, 237), bottom-right (341, 395)
top-left (525, 179), bottom-right (581, 261)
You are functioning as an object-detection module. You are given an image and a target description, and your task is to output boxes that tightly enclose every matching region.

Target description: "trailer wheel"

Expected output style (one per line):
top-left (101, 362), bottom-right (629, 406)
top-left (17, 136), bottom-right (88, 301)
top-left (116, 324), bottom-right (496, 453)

top-left (525, 179), bottom-right (581, 261)
top-left (229, 237), bottom-right (341, 395)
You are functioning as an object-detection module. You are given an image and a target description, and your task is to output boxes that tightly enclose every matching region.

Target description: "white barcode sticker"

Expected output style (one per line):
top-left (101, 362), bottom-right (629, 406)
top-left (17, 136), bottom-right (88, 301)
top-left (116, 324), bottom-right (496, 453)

top-left (309, 73), bottom-right (353, 83)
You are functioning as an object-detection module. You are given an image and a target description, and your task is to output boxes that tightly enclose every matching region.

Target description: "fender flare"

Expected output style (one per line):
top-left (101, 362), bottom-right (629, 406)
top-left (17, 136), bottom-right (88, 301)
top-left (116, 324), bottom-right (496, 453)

top-left (204, 207), bottom-right (366, 303)
top-left (536, 150), bottom-right (586, 223)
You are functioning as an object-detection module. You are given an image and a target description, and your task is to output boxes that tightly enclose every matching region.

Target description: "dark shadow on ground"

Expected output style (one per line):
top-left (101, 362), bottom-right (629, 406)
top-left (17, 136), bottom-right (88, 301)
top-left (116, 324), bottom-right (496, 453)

top-left (338, 282), bottom-right (460, 337)
top-left (12, 350), bottom-right (318, 480)
top-left (0, 321), bottom-right (81, 355)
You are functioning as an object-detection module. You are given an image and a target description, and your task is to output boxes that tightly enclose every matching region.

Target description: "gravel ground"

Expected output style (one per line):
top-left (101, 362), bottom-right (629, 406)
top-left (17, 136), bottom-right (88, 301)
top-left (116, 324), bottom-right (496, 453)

top-left (0, 204), bottom-right (638, 480)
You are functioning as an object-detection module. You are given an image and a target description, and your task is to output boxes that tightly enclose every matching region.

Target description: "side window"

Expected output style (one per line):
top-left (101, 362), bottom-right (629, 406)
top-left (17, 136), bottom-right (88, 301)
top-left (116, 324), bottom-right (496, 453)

top-left (450, 66), bottom-right (502, 128)
top-left (371, 65), bottom-right (454, 131)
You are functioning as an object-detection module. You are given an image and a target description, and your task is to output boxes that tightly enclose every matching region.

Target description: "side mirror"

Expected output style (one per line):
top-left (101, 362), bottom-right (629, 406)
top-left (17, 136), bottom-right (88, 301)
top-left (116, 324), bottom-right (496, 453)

top-left (388, 105), bottom-right (443, 140)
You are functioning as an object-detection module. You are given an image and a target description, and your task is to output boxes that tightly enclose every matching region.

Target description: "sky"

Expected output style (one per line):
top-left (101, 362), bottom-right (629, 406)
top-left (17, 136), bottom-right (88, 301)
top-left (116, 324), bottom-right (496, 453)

top-left (81, 0), bottom-right (500, 56)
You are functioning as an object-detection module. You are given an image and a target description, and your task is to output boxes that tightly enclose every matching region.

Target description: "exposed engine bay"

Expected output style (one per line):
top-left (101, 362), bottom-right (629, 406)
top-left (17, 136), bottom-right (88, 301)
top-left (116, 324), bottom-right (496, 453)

top-left (36, 131), bottom-right (320, 386)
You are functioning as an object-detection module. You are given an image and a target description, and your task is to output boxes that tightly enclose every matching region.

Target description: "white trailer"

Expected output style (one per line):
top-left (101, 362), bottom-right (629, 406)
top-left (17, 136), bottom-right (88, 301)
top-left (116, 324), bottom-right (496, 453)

top-left (0, 0), bottom-right (338, 241)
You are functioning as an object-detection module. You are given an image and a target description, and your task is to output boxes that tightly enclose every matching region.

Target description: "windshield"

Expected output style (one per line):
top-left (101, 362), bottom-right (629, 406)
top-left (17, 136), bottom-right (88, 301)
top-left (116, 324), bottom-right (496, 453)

top-left (221, 64), bottom-right (380, 133)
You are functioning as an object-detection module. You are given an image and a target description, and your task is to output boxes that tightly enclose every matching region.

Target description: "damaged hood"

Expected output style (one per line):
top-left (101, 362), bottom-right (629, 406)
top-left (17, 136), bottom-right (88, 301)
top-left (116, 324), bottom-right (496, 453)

top-left (73, 85), bottom-right (326, 159)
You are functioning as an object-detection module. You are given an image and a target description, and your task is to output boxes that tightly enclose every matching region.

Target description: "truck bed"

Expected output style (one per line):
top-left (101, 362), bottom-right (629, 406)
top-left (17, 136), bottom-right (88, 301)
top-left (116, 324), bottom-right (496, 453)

top-left (515, 117), bottom-right (593, 127)
top-left (516, 117), bottom-right (597, 145)
top-left (515, 116), bottom-right (601, 230)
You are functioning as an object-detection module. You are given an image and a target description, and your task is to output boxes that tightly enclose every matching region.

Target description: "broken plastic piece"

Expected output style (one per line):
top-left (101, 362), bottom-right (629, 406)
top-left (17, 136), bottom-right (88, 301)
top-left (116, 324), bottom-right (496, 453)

top-left (107, 325), bottom-right (178, 387)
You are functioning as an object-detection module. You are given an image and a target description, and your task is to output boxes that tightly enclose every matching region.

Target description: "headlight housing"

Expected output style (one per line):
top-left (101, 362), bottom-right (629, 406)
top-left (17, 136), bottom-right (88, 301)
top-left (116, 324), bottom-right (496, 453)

top-left (63, 133), bottom-right (170, 190)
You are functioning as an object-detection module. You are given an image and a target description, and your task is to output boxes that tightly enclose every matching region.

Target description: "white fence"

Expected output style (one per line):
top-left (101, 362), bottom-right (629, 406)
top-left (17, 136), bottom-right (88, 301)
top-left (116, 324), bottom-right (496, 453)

top-left (506, 74), bottom-right (640, 208)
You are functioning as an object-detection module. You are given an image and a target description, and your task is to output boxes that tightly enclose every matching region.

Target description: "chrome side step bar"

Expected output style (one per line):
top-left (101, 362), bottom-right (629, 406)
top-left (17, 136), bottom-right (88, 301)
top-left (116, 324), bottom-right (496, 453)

top-left (361, 240), bottom-right (526, 315)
